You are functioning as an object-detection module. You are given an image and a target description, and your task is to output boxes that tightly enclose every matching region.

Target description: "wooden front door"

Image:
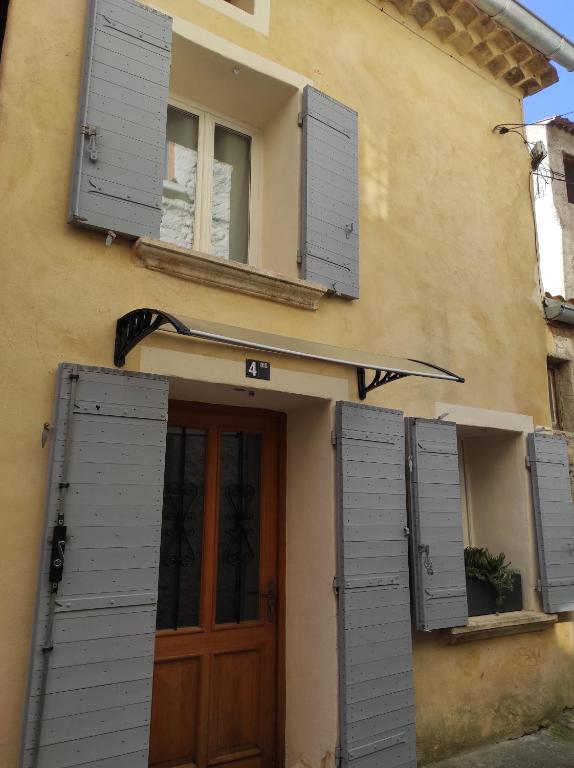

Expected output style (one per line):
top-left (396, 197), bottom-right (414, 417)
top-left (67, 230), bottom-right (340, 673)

top-left (149, 403), bottom-right (283, 768)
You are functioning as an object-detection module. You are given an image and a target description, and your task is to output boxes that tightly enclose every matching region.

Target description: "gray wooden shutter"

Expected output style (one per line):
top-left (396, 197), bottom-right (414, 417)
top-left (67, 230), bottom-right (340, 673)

top-left (300, 86), bottom-right (359, 299)
top-left (69, 0), bottom-right (172, 238)
top-left (528, 432), bottom-right (574, 613)
top-left (406, 418), bottom-right (468, 631)
top-left (336, 402), bottom-right (416, 768)
top-left (20, 364), bottom-right (168, 768)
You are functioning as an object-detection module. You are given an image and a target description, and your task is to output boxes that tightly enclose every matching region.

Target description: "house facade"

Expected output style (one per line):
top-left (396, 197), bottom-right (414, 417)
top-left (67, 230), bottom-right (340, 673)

top-left (2, 1), bottom-right (574, 768)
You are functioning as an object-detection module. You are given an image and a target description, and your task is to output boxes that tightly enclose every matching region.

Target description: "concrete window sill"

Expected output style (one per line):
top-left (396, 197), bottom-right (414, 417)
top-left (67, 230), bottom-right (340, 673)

top-left (133, 238), bottom-right (328, 311)
top-left (442, 611), bottom-right (558, 644)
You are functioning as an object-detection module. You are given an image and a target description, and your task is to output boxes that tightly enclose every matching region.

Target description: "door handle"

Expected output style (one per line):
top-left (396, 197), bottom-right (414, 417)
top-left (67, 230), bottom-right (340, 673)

top-left (260, 580), bottom-right (276, 623)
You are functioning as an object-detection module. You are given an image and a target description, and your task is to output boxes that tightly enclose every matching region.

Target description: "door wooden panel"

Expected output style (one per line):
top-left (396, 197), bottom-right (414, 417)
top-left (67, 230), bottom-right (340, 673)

top-left (209, 649), bottom-right (262, 759)
top-left (149, 403), bottom-right (283, 768)
top-left (149, 657), bottom-right (201, 767)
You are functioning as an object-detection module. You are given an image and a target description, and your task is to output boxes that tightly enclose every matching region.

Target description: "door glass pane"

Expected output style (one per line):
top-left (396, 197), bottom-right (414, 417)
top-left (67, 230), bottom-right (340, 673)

top-left (216, 432), bottom-right (261, 624)
top-left (211, 125), bottom-right (251, 263)
top-left (160, 107), bottom-right (199, 249)
top-left (156, 427), bottom-right (206, 630)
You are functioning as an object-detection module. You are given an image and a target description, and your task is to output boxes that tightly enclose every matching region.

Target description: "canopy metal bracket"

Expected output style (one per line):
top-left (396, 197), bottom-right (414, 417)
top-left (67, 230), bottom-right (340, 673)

top-left (357, 367), bottom-right (410, 400)
top-left (114, 308), bottom-right (191, 367)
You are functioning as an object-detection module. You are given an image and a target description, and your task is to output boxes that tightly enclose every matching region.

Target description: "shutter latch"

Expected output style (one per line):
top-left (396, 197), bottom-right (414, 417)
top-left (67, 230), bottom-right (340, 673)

top-left (49, 524), bottom-right (67, 586)
top-left (418, 544), bottom-right (434, 575)
top-left (344, 222), bottom-right (354, 239)
top-left (81, 124), bottom-right (99, 162)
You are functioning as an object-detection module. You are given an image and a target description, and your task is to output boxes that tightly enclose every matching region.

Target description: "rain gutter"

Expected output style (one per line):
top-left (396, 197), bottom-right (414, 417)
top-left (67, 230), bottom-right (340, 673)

top-left (472, 0), bottom-right (574, 71)
top-left (544, 297), bottom-right (574, 326)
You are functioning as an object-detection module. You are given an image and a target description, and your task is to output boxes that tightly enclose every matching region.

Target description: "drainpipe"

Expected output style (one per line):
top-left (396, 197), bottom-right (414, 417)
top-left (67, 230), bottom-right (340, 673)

top-left (544, 298), bottom-right (574, 325)
top-left (472, 0), bottom-right (574, 71)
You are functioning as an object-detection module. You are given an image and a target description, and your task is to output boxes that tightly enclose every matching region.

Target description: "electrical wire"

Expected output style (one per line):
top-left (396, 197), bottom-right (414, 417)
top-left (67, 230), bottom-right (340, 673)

top-left (493, 110), bottom-right (574, 134)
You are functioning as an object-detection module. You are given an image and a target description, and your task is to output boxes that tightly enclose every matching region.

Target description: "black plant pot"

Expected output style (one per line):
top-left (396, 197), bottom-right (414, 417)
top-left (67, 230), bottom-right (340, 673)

top-left (498, 572), bottom-right (523, 613)
top-left (466, 576), bottom-right (496, 616)
top-left (466, 572), bottom-right (523, 616)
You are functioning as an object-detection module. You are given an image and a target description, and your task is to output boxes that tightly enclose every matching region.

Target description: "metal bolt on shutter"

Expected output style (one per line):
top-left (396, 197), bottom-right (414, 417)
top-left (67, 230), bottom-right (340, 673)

top-left (406, 418), bottom-right (468, 632)
top-left (69, 0), bottom-right (172, 239)
top-left (336, 402), bottom-right (416, 768)
top-left (528, 432), bottom-right (574, 613)
top-left (20, 364), bottom-right (168, 768)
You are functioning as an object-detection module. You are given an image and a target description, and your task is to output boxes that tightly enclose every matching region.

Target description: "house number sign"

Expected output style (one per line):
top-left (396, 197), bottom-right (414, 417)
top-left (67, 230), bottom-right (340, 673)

top-left (246, 359), bottom-right (270, 380)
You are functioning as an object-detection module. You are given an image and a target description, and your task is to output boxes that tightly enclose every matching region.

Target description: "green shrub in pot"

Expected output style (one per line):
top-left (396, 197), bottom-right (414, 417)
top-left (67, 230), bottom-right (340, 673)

top-left (464, 546), bottom-right (515, 609)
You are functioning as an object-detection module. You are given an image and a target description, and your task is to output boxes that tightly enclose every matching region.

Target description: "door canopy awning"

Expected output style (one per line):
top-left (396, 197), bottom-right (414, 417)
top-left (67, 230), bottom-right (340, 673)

top-left (115, 308), bottom-right (464, 400)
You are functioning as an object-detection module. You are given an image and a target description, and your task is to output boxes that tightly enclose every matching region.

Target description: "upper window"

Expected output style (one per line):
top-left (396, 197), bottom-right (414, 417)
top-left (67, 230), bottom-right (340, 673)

top-left (547, 361), bottom-right (562, 430)
top-left (195, 0), bottom-right (270, 34)
top-left (224, 0), bottom-right (255, 13)
top-left (564, 154), bottom-right (574, 205)
top-left (161, 103), bottom-right (258, 265)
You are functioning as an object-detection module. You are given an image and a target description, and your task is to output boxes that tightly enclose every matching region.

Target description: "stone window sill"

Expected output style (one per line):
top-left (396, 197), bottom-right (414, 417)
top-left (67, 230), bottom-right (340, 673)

top-left (133, 238), bottom-right (327, 311)
top-left (442, 611), bottom-right (557, 644)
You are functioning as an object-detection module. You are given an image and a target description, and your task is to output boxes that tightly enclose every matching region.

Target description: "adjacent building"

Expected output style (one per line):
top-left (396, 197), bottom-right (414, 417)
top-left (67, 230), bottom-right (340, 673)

top-left (527, 117), bottom-right (574, 440)
top-left (2, 1), bottom-right (574, 768)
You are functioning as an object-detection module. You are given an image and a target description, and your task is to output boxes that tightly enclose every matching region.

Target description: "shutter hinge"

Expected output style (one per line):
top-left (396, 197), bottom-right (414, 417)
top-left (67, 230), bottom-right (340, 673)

top-left (404, 526), bottom-right (411, 538)
top-left (536, 579), bottom-right (542, 592)
top-left (332, 576), bottom-right (340, 595)
top-left (335, 746), bottom-right (342, 768)
top-left (525, 455), bottom-right (531, 469)
top-left (297, 112), bottom-right (304, 128)
top-left (331, 430), bottom-right (337, 447)
top-left (407, 455), bottom-right (413, 474)
top-left (297, 249), bottom-right (302, 265)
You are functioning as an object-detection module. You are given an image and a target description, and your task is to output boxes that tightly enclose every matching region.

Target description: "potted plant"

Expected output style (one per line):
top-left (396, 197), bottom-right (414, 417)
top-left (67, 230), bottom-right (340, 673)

top-left (464, 546), bottom-right (522, 616)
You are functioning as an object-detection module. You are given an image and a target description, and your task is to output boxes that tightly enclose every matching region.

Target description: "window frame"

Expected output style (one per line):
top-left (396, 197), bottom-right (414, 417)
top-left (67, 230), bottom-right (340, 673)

top-left (564, 153), bottom-right (574, 205)
top-left (165, 96), bottom-right (262, 267)
top-left (547, 361), bottom-right (563, 431)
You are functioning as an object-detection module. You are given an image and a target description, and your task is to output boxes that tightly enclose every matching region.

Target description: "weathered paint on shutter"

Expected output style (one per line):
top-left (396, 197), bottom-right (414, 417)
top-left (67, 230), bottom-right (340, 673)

top-left (300, 86), bottom-right (359, 299)
top-left (20, 364), bottom-right (168, 768)
top-left (528, 432), bottom-right (574, 613)
top-left (69, 0), bottom-right (172, 238)
top-left (336, 402), bottom-right (416, 768)
top-left (406, 418), bottom-right (468, 631)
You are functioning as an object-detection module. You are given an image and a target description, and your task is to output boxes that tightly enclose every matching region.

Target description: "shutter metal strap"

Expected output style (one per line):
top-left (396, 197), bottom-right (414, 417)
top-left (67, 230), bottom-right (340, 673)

top-left (30, 368), bottom-right (79, 768)
top-left (73, 0), bottom-right (99, 217)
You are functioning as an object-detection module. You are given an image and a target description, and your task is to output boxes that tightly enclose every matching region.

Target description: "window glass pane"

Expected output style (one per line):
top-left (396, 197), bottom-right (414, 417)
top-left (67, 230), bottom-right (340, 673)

top-left (211, 125), bottom-right (250, 263)
top-left (156, 427), bottom-right (206, 630)
top-left (160, 107), bottom-right (199, 249)
top-left (216, 432), bottom-right (261, 623)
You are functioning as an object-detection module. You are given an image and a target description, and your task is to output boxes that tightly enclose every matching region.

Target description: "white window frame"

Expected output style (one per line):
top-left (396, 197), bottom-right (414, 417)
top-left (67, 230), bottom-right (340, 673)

top-left (194, 0), bottom-right (271, 35)
top-left (166, 96), bottom-right (262, 267)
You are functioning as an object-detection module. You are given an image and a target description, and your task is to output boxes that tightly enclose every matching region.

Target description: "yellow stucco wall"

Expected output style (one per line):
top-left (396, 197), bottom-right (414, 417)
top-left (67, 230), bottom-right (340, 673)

top-left (0, 0), bottom-right (571, 765)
